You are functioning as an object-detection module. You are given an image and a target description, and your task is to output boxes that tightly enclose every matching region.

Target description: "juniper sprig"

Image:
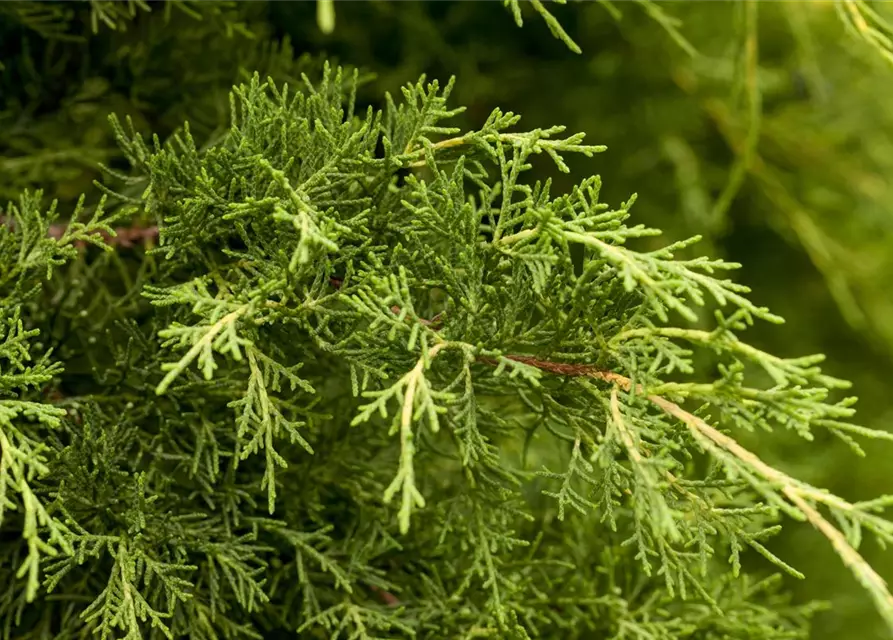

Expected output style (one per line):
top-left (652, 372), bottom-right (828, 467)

top-left (3, 62), bottom-right (893, 639)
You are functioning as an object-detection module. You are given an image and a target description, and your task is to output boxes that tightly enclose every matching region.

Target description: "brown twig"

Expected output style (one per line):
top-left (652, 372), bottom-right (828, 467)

top-left (0, 216), bottom-right (159, 249)
top-left (490, 354), bottom-right (602, 378)
top-left (368, 584), bottom-right (400, 607)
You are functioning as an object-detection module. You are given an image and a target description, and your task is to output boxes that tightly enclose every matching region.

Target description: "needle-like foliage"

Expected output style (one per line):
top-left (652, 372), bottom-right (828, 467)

top-left (2, 60), bottom-right (893, 639)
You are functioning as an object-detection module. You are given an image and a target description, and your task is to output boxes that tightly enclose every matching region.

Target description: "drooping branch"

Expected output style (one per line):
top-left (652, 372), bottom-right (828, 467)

top-left (490, 352), bottom-right (893, 626)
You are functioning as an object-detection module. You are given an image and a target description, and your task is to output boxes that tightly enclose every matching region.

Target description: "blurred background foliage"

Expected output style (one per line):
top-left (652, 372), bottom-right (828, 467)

top-left (2, 0), bottom-right (893, 636)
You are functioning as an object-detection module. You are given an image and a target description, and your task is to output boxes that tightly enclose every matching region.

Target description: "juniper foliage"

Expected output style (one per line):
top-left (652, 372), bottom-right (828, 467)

top-left (6, 1), bottom-right (893, 638)
top-left (288, 7), bottom-right (893, 633)
top-left (2, 50), bottom-right (893, 638)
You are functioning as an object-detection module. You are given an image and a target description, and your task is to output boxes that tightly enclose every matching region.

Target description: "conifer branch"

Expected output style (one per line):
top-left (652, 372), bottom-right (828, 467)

top-left (155, 305), bottom-right (250, 395)
top-left (4, 53), bottom-right (890, 637)
top-left (492, 353), bottom-right (893, 629)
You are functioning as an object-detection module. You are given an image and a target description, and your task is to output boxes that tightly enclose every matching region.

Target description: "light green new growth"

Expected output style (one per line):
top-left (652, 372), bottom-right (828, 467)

top-left (504, 0), bottom-right (702, 58)
top-left (836, 0), bottom-right (893, 68)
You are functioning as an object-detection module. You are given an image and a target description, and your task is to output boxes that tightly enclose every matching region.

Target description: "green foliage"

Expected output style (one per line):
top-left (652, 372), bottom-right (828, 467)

top-left (4, 1), bottom-right (893, 638)
top-left (518, 0), bottom-right (697, 58)
top-left (0, 0), bottom-right (240, 37)
top-left (276, 7), bottom-right (893, 633)
top-left (0, 0), bottom-right (327, 206)
top-left (2, 53), bottom-right (893, 637)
